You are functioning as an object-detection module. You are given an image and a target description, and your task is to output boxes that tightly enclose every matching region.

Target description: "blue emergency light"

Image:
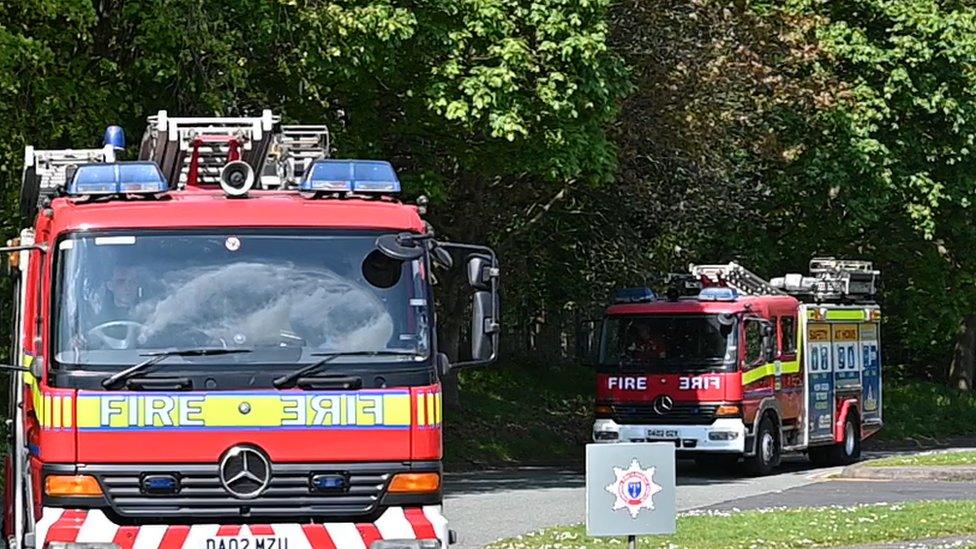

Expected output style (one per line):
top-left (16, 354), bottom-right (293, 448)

top-left (299, 159), bottom-right (401, 194)
top-left (613, 287), bottom-right (656, 304)
top-left (67, 162), bottom-right (169, 195)
top-left (103, 125), bottom-right (126, 150)
top-left (698, 287), bottom-right (738, 301)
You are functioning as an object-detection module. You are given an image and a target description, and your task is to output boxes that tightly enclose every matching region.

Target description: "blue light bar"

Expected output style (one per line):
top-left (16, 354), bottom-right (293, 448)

top-left (300, 159), bottom-right (401, 194)
top-left (698, 287), bottom-right (738, 301)
top-left (103, 125), bottom-right (126, 150)
top-left (613, 287), bottom-right (656, 304)
top-left (67, 162), bottom-right (168, 195)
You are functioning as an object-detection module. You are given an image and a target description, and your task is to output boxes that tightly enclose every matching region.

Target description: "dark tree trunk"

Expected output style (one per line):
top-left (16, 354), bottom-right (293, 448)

top-left (950, 314), bottom-right (976, 390)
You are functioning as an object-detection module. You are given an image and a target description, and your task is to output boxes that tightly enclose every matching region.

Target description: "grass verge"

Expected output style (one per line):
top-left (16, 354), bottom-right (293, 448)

top-left (877, 380), bottom-right (976, 441)
top-left (867, 450), bottom-right (976, 468)
top-left (443, 361), bottom-right (593, 470)
top-left (487, 501), bottom-right (976, 548)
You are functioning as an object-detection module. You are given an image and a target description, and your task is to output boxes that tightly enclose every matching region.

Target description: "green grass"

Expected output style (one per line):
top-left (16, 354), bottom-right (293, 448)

top-left (487, 501), bottom-right (976, 548)
top-left (443, 361), bottom-right (593, 469)
top-left (878, 380), bottom-right (976, 441)
top-left (867, 450), bottom-right (976, 468)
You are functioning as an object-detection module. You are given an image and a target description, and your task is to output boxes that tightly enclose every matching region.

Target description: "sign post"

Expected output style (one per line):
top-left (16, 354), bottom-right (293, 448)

top-left (586, 442), bottom-right (676, 546)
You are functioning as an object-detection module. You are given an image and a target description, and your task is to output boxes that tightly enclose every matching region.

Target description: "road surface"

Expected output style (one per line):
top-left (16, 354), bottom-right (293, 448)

top-left (444, 451), bottom-right (968, 548)
top-left (444, 455), bottom-right (842, 548)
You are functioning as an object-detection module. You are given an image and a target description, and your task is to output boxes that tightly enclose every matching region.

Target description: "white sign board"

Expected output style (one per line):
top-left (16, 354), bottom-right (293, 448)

top-left (585, 442), bottom-right (676, 537)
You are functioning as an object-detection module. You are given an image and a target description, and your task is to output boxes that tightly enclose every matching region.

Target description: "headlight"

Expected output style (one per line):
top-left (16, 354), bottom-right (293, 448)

top-left (594, 430), bottom-right (619, 441)
top-left (708, 431), bottom-right (739, 441)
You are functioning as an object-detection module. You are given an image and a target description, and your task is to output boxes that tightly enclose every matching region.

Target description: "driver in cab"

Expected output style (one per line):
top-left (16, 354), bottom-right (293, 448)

top-left (626, 322), bottom-right (667, 361)
top-left (75, 265), bottom-right (149, 350)
top-left (100, 265), bottom-right (144, 321)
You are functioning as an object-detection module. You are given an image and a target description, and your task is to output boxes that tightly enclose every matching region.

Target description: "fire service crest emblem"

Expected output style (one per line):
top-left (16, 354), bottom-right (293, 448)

top-left (605, 458), bottom-right (662, 518)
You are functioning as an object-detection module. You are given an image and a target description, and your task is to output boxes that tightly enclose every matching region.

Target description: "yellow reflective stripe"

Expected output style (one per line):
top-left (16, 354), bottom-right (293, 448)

top-left (435, 392), bottom-right (442, 424)
top-left (742, 364), bottom-right (773, 385)
top-left (52, 396), bottom-right (62, 429)
top-left (827, 310), bottom-right (865, 321)
top-left (416, 393), bottom-right (426, 426)
top-left (43, 395), bottom-right (52, 428)
top-left (742, 359), bottom-right (801, 385)
top-left (63, 396), bottom-right (73, 428)
top-left (426, 391), bottom-right (436, 426)
top-left (807, 309), bottom-right (867, 321)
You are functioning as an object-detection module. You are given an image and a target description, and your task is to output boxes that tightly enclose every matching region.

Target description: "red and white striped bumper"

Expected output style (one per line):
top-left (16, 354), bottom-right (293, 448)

top-left (35, 506), bottom-right (446, 548)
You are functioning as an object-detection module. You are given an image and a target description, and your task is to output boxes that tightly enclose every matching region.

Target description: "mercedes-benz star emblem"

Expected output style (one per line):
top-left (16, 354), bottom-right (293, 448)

top-left (219, 446), bottom-right (271, 499)
top-left (652, 395), bottom-right (674, 415)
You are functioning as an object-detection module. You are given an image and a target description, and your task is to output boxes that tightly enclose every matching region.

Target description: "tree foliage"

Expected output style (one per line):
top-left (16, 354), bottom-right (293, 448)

top-left (0, 0), bottom-right (975, 396)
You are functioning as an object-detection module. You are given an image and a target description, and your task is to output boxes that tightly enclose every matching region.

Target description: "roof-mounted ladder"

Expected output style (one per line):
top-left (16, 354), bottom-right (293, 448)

top-left (261, 125), bottom-right (330, 188)
top-left (690, 262), bottom-right (786, 296)
top-left (19, 145), bottom-right (116, 220)
top-left (138, 111), bottom-right (278, 188)
top-left (771, 257), bottom-right (879, 302)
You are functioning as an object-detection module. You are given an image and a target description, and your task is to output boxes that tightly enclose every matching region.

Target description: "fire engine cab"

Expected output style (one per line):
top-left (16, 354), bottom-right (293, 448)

top-left (2, 111), bottom-right (500, 548)
top-left (591, 260), bottom-right (881, 475)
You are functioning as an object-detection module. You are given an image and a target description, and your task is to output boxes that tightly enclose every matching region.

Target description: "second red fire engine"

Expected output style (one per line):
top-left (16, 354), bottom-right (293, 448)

top-left (590, 260), bottom-right (882, 475)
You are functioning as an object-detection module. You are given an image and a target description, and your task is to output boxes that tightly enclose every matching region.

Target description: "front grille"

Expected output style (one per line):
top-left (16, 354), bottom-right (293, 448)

top-left (80, 462), bottom-right (416, 520)
top-left (612, 403), bottom-right (719, 425)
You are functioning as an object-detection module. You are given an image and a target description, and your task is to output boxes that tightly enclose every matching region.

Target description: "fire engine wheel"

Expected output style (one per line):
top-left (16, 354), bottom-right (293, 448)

top-left (743, 415), bottom-right (781, 476)
top-left (810, 415), bottom-right (861, 466)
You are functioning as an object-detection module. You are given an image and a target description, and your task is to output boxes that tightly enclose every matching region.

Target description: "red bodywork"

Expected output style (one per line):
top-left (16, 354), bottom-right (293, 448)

top-left (21, 189), bottom-right (440, 470)
top-left (600, 295), bottom-right (802, 429)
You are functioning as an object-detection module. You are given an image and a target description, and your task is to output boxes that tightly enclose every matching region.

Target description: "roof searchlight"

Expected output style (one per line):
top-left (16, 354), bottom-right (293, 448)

top-left (219, 160), bottom-right (255, 197)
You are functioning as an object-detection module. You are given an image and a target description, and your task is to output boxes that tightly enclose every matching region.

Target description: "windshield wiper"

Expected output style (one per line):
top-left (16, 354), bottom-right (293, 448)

top-left (272, 350), bottom-right (420, 389)
top-left (101, 348), bottom-right (253, 389)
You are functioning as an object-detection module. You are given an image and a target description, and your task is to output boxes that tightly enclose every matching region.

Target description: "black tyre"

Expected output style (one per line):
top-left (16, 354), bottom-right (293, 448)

top-left (743, 415), bottom-right (781, 476)
top-left (810, 414), bottom-right (861, 466)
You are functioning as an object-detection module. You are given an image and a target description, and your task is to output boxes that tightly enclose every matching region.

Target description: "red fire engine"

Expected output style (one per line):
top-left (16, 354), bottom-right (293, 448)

top-left (2, 111), bottom-right (500, 548)
top-left (590, 260), bottom-right (882, 475)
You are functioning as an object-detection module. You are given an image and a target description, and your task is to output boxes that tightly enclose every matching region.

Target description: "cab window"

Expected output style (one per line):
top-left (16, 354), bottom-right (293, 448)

top-left (744, 319), bottom-right (764, 366)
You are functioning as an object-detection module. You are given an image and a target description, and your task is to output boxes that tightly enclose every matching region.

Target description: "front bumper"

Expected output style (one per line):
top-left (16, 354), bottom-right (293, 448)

top-left (34, 506), bottom-right (447, 549)
top-left (592, 418), bottom-right (746, 453)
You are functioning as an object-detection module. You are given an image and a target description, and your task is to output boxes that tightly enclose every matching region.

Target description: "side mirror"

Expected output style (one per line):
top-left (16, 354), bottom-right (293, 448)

top-left (30, 356), bottom-right (43, 381)
top-left (577, 320), bottom-right (599, 364)
top-left (470, 290), bottom-right (499, 363)
top-left (761, 323), bottom-right (775, 361)
top-left (436, 242), bottom-right (501, 369)
top-left (466, 254), bottom-right (492, 291)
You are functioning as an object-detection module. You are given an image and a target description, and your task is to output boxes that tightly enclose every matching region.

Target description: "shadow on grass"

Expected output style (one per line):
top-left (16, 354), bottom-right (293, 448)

top-left (444, 360), bottom-right (594, 470)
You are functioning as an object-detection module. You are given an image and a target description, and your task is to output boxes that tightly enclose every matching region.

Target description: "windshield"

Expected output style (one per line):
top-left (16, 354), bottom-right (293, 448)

top-left (54, 230), bottom-right (430, 368)
top-left (600, 315), bottom-right (737, 371)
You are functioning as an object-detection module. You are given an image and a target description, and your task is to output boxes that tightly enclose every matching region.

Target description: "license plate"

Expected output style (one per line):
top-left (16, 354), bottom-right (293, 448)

top-left (647, 429), bottom-right (679, 438)
top-left (205, 538), bottom-right (289, 549)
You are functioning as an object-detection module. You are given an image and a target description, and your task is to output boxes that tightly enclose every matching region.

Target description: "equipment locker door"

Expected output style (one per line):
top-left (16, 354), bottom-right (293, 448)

top-left (806, 323), bottom-right (834, 440)
top-left (860, 321), bottom-right (882, 425)
top-left (832, 323), bottom-right (861, 391)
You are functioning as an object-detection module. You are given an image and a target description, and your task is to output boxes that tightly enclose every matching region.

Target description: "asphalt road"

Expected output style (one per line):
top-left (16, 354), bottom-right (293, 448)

top-left (443, 450), bottom-right (971, 548)
top-left (443, 455), bottom-right (845, 548)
